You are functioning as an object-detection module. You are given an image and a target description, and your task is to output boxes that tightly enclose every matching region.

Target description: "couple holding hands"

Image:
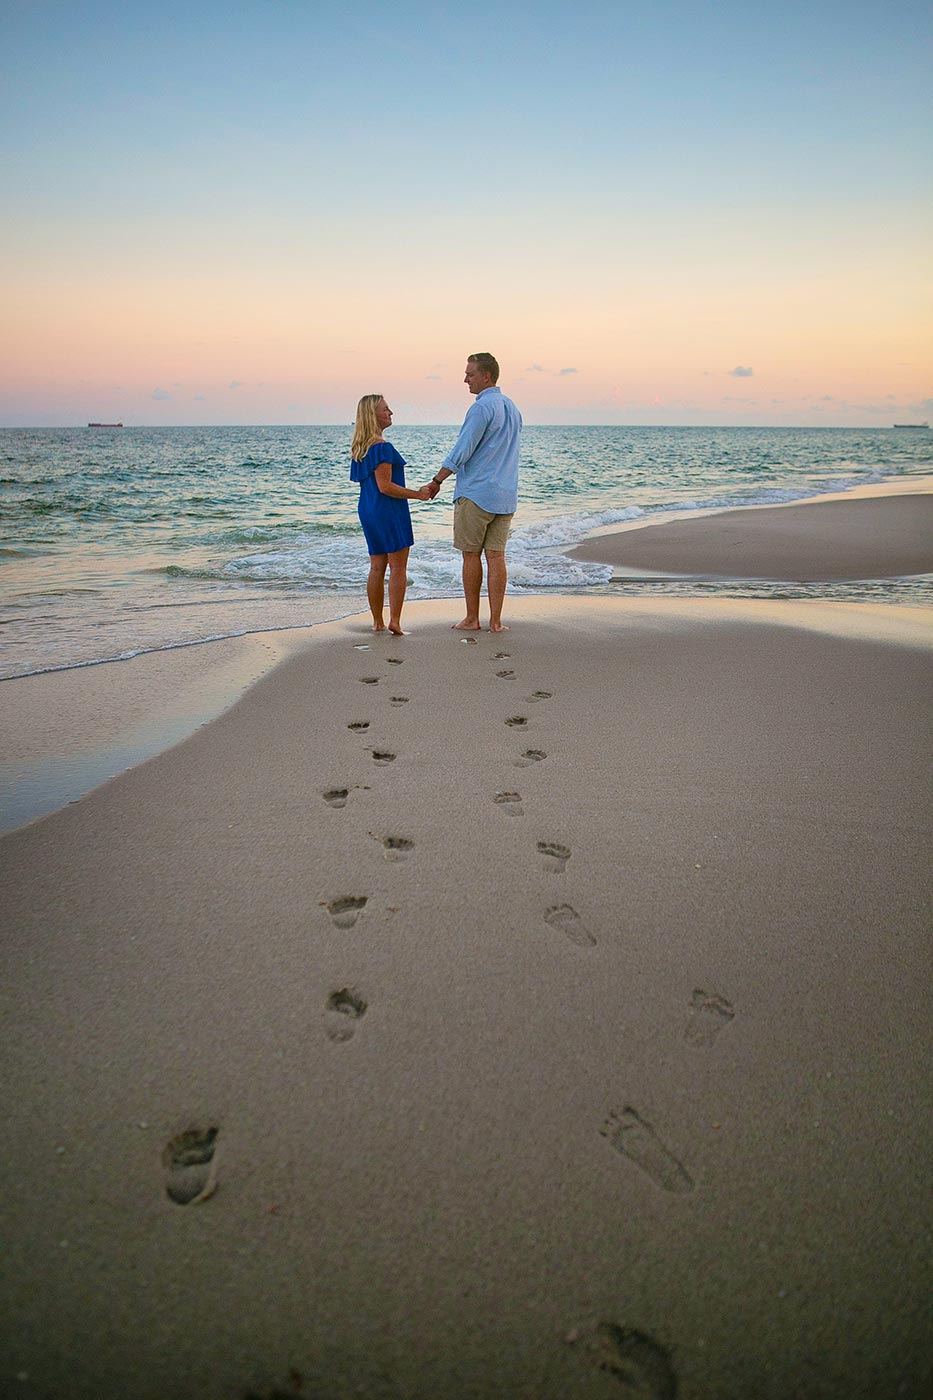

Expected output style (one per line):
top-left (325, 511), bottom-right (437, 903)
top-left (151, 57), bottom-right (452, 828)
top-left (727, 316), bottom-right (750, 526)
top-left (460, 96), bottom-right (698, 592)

top-left (350, 352), bottom-right (521, 635)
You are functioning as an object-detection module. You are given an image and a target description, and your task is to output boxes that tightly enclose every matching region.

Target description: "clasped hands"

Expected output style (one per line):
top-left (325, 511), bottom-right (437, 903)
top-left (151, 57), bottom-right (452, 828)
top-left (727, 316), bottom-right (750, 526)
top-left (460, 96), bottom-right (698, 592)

top-left (415, 479), bottom-right (442, 502)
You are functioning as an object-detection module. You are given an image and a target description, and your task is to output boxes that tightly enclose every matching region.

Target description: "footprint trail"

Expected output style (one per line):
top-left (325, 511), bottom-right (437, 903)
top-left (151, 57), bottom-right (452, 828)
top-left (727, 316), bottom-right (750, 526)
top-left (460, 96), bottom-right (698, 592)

top-left (600, 1107), bottom-right (694, 1194)
top-left (324, 988), bottom-right (368, 1042)
top-left (163, 1128), bottom-right (219, 1206)
top-left (544, 903), bottom-right (595, 946)
top-left (684, 989), bottom-right (735, 1046)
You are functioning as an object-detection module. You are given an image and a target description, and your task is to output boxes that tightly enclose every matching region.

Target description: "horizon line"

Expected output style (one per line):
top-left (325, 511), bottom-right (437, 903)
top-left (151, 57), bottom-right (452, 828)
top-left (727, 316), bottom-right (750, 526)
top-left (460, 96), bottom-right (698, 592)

top-left (0, 422), bottom-right (921, 432)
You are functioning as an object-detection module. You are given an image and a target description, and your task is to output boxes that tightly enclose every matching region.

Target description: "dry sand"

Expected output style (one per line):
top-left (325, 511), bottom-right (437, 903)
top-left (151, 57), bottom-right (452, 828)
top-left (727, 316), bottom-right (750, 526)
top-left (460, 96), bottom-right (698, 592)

top-left (567, 491), bottom-right (933, 581)
top-left (2, 592), bottom-right (932, 1400)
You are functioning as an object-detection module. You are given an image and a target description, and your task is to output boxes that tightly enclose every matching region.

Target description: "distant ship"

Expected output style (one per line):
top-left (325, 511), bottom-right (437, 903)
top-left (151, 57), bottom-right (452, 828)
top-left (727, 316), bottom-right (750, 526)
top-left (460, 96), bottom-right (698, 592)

top-left (87, 421), bottom-right (123, 427)
top-left (892, 422), bottom-right (928, 428)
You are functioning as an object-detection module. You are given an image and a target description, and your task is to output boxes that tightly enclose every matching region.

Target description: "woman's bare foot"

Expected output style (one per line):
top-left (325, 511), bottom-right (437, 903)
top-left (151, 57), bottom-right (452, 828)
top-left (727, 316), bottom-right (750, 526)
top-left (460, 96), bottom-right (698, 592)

top-left (489, 621), bottom-right (510, 632)
top-left (388, 621), bottom-right (405, 635)
top-left (372, 622), bottom-right (387, 633)
top-left (452, 618), bottom-right (482, 630)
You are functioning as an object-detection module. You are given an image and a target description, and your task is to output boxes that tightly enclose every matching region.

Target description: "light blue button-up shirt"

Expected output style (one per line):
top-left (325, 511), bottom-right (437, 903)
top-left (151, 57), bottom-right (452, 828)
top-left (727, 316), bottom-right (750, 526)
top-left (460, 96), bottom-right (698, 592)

top-left (442, 386), bottom-right (522, 515)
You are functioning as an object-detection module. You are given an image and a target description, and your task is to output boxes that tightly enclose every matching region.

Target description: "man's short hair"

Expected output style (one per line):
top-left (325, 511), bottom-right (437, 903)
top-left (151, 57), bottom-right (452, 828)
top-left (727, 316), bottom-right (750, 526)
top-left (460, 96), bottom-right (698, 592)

top-left (468, 352), bottom-right (499, 384)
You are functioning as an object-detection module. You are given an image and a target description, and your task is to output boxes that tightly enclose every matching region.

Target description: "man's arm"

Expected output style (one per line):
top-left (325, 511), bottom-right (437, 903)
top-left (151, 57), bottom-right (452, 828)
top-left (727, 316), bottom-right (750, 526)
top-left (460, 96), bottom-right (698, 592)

top-left (441, 399), bottom-right (491, 474)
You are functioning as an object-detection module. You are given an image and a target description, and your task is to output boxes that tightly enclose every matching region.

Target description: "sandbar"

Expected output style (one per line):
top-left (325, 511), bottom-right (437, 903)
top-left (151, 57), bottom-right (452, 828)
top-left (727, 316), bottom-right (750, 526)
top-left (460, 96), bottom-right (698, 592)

top-left (568, 487), bottom-right (933, 581)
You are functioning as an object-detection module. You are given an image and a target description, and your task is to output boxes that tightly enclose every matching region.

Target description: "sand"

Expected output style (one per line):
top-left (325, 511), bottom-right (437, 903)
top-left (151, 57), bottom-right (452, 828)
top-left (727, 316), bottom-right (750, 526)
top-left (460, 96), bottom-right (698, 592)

top-left (2, 584), bottom-right (932, 1399)
top-left (0, 630), bottom-right (313, 834)
top-left (567, 490), bottom-right (933, 581)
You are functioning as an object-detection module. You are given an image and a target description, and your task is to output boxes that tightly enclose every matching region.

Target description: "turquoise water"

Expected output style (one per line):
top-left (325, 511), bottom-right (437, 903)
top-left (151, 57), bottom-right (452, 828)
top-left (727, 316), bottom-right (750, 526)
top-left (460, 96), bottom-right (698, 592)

top-left (2, 425), bottom-right (931, 678)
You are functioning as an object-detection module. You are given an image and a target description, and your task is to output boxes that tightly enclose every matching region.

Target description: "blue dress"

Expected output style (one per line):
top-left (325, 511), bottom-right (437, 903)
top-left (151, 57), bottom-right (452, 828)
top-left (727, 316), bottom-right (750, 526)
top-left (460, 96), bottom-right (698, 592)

top-left (351, 442), bottom-right (415, 555)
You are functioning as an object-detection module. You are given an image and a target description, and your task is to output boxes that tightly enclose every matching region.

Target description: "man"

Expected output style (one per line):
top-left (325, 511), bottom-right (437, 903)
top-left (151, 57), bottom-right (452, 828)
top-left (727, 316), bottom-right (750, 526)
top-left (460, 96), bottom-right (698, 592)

top-left (428, 352), bottom-right (521, 632)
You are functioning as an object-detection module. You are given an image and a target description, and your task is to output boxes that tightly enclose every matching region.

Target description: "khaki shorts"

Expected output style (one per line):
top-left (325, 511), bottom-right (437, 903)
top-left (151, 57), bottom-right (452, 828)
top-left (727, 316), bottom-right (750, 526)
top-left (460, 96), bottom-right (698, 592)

top-left (453, 497), bottom-right (514, 553)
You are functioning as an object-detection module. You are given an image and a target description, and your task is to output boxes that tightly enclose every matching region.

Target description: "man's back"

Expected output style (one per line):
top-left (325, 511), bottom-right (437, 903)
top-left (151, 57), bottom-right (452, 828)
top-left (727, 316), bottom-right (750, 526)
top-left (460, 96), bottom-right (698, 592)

top-left (445, 386), bottom-right (521, 515)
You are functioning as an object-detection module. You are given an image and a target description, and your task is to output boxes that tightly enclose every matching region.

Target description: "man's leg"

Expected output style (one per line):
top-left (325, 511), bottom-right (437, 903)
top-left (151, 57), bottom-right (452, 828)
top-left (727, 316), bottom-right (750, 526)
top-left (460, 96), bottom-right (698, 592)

top-left (366, 554), bottom-right (388, 630)
top-left (485, 549), bottom-right (509, 631)
top-left (453, 551), bottom-right (483, 630)
top-left (386, 547), bottom-right (410, 635)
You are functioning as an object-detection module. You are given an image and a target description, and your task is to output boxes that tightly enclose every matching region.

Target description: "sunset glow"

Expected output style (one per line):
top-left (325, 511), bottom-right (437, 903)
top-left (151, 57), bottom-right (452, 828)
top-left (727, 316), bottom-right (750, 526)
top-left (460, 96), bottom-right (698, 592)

top-left (2, 0), bottom-right (930, 426)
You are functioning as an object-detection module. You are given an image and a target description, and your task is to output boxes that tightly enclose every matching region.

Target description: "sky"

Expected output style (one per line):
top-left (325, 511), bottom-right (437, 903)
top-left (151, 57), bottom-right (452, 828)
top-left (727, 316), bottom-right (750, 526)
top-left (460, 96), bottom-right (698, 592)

top-left (1, 0), bottom-right (931, 426)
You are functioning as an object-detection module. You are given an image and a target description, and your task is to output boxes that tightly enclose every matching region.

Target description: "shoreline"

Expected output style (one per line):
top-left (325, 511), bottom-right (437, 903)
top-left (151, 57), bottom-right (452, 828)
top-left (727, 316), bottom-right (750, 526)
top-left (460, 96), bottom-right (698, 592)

top-left (2, 595), bottom-right (931, 837)
top-left (2, 596), bottom-right (931, 1397)
top-left (567, 476), bottom-right (933, 582)
top-left (4, 478), bottom-right (933, 837)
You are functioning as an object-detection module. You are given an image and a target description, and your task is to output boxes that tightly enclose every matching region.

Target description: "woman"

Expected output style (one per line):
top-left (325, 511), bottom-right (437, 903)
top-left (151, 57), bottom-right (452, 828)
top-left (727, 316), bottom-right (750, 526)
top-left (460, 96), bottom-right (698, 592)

top-left (350, 394), bottom-right (433, 635)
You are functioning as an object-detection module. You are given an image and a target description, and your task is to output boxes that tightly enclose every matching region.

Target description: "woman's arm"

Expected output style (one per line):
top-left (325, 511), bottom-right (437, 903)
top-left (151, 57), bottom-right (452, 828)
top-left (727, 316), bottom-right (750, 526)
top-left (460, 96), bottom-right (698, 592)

top-left (374, 462), bottom-right (431, 500)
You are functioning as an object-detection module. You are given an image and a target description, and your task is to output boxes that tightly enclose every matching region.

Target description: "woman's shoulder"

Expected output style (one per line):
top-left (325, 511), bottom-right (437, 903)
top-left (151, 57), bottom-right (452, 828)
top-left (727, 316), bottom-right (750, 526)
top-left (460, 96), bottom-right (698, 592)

top-left (368, 440), bottom-right (404, 463)
top-left (350, 439), bottom-right (404, 481)
top-left (355, 440), bottom-right (400, 463)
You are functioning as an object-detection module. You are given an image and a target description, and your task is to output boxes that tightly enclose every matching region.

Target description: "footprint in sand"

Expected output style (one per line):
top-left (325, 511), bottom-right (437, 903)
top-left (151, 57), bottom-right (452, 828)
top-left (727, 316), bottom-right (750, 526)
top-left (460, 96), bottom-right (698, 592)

top-left (371, 750), bottom-right (396, 765)
top-left (496, 669), bottom-right (515, 679)
top-left (461, 637), bottom-right (478, 646)
top-left (600, 1107), bottom-right (694, 1195)
top-left (386, 657), bottom-right (404, 665)
top-left (389, 696), bottom-right (409, 706)
top-left (505, 716), bottom-right (528, 728)
top-left (347, 721), bottom-right (370, 732)
top-left (322, 788), bottom-right (349, 808)
top-left (494, 651), bottom-right (510, 659)
top-left (494, 791), bottom-right (524, 816)
top-left (372, 833), bottom-right (414, 862)
top-left (545, 903), bottom-right (595, 946)
top-left (537, 840), bottom-right (571, 872)
top-left (324, 988), bottom-right (368, 1042)
top-left (515, 749), bottom-right (547, 768)
top-left (163, 1128), bottom-right (219, 1206)
top-left (358, 676), bottom-right (381, 685)
top-left (353, 644), bottom-right (370, 651)
top-left (325, 896), bottom-right (367, 929)
top-left (529, 690), bottom-right (553, 702)
top-left (684, 990), bottom-right (735, 1047)
top-left (575, 1323), bottom-right (678, 1400)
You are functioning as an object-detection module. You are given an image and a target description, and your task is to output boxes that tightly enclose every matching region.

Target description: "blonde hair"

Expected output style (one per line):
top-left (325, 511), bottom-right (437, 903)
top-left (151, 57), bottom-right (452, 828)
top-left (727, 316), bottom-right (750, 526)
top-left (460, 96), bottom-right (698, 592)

top-left (351, 394), bottom-right (384, 461)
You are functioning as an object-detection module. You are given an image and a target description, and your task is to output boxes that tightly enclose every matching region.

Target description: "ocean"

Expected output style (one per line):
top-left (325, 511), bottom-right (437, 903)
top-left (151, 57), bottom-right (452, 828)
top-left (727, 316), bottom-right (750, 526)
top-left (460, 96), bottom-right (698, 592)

top-left (2, 424), bottom-right (931, 681)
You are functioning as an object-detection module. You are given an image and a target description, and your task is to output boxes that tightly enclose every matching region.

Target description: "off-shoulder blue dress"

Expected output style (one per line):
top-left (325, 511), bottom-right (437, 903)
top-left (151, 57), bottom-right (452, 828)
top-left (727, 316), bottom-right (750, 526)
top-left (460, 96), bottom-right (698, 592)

top-left (351, 442), bottom-right (415, 555)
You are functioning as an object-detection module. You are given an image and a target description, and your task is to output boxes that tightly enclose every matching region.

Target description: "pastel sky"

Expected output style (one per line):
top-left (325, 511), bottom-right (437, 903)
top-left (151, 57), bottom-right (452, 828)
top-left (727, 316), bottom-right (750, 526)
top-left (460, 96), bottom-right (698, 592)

top-left (1, 0), bottom-right (930, 426)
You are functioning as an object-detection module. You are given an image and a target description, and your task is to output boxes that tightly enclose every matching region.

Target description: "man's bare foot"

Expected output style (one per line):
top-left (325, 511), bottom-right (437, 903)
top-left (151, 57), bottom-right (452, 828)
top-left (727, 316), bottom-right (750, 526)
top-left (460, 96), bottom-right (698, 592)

top-left (452, 619), bottom-right (482, 630)
top-left (372, 623), bottom-right (387, 633)
top-left (388, 622), bottom-right (405, 635)
top-left (489, 621), bottom-right (510, 632)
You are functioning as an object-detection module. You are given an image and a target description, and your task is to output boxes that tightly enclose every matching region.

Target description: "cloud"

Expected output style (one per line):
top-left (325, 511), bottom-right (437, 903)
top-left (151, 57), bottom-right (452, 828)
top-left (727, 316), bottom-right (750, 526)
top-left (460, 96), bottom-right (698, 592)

top-left (558, 367), bottom-right (577, 376)
top-left (728, 366), bottom-right (754, 378)
top-left (525, 364), bottom-right (545, 372)
top-left (151, 388), bottom-right (171, 400)
top-left (228, 380), bottom-right (242, 390)
top-left (425, 374), bottom-right (441, 381)
top-left (913, 398), bottom-right (933, 412)
top-left (820, 395), bottom-right (835, 402)
top-left (193, 395), bottom-right (206, 401)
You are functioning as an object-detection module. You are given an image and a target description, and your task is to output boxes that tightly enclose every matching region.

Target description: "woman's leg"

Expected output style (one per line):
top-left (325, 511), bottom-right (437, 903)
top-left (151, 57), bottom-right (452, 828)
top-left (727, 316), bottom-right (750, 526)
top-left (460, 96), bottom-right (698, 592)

top-left (367, 554), bottom-right (388, 630)
top-left (386, 547), bottom-right (410, 634)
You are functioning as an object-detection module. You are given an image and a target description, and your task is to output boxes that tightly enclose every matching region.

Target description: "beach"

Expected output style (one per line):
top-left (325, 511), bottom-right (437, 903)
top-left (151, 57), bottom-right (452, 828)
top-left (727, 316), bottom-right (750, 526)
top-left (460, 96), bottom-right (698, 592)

top-left (568, 483), bottom-right (933, 581)
top-left (2, 494), bottom-right (932, 1399)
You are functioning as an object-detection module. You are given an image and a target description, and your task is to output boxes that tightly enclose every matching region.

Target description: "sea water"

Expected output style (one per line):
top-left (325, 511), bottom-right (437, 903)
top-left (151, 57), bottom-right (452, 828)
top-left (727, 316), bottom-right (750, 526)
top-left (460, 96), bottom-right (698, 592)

top-left (2, 425), bottom-right (931, 679)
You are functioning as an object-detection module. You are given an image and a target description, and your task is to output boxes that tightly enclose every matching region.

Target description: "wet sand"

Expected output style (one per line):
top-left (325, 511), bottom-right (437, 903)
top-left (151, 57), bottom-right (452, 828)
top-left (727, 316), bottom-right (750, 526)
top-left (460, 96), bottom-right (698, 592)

top-left (1, 594), bottom-right (931, 1399)
top-left (567, 489), bottom-right (933, 580)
